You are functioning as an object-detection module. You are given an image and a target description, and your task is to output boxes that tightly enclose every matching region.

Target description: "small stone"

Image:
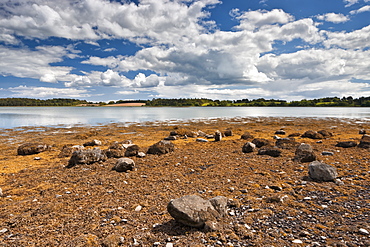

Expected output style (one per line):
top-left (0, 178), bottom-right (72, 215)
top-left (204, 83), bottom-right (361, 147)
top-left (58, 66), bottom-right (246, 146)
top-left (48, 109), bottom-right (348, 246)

top-left (164, 136), bottom-right (177, 141)
top-left (0, 188), bottom-right (3, 197)
top-left (165, 243), bottom-right (173, 247)
top-left (321, 151), bottom-right (334, 156)
top-left (292, 239), bottom-right (303, 244)
top-left (359, 228), bottom-right (369, 235)
top-left (214, 130), bottom-right (222, 141)
top-left (137, 152), bottom-right (146, 158)
top-left (0, 228), bottom-right (8, 234)
top-left (134, 205), bottom-right (142, 212)
top-left (153, 242), bottom-right (161, 246)
top-left (242, 142), bottom-right (256, 153)
top-left (196, 138), bottom-right (209, 142)
top-left (34, 157), bottom-right (41, 160)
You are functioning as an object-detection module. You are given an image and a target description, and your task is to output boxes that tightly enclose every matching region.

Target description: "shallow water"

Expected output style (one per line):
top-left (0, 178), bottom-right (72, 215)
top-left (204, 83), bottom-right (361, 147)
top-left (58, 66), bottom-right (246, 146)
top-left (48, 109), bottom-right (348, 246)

top-left (1, 106), bottom-right (370, 129)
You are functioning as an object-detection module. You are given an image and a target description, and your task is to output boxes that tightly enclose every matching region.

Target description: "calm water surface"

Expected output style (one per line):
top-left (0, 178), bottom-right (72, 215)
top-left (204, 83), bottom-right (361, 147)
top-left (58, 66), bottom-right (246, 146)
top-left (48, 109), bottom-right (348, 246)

top-left (1, 106), bottom-right (370, 129)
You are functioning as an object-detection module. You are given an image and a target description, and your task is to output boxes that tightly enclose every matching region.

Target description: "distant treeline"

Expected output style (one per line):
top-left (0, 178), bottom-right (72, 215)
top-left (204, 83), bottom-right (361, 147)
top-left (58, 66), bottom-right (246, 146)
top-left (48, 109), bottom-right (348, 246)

top-left (0, 98), bottom-right (90, 106)
top-left (1, 96), bottom-right (370, 107)
top-left (145, 96), bottom-right (370, 107)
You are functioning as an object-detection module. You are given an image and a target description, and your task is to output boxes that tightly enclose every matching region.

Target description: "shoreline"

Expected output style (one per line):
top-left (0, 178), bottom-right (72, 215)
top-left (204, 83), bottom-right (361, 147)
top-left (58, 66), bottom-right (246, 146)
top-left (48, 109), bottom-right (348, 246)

top-left (0, 117), bottom-right (369, 246)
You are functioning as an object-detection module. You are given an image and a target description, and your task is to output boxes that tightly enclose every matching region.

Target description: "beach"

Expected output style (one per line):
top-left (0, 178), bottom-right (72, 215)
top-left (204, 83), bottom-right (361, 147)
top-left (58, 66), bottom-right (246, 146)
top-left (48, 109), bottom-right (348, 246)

top-left (0, 117), bottom-right (369, 246)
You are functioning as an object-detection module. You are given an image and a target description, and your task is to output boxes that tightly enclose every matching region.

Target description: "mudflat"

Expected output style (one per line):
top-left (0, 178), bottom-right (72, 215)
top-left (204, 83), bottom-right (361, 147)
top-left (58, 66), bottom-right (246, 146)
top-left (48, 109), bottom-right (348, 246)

top-left (0, 117), bottom-right (369, 246)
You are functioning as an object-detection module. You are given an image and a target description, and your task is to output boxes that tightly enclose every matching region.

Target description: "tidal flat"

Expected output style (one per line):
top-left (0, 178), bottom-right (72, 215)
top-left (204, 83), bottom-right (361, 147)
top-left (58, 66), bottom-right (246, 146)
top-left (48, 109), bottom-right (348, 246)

top-left (0, 117), bottom-right (369, 246)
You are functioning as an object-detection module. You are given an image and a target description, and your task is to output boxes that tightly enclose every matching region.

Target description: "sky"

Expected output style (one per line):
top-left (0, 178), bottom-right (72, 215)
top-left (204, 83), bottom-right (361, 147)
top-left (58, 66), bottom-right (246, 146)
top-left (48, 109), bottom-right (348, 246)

top-left (0, 0), bottom-right (370, 102)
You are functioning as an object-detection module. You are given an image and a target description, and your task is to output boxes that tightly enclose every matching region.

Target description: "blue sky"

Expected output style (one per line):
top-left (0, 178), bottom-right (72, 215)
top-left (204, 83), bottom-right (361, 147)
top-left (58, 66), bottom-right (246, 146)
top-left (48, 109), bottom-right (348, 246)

top-left (0, 0), bottom-right (369, 102)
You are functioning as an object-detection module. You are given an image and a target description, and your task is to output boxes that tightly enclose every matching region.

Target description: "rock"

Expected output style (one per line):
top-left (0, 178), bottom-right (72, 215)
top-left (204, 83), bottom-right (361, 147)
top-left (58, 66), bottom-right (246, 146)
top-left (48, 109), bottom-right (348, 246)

top-left (308, 161), bottom-right (338, 182)
top-left (251, 138), bottom-right (271, 148)
top-left (0, 188), bottom-right (3, 197)
top-left (147, 140), bottom-right (175, 155)
top-left (197, 130), bottom-right (207, 137)
top-left (294, 143), bottom-right (316, 163)
top-left (105, 142), bottom-right (126, 158)
top-left (164, 136), bottom-right (177, 141)
top-left (359, 228), bottom-right (369, 235)
top-left (124, 144), bottom-right (140, 157)
top-left (301, 130), bottom-right (324, 139)
top-left (196, 138), bottom-right (209, 142)
top-left (167, 195), bottom-right (222, 228)
top-left (137, 152), bottom-right (146, 158)
top-left (169, 131), bottom-right (178, 136)
top-left (335, 141), bottom-right (357, 148)
top-left (242, 142), bottom-right (256, 153)
top-left (275, 138), bottom-right (299, 150)
top-left (322, 151), bottom-right (334, 156)
top-left (208, 196), bottom-right (228, 216)
top-left (83, 139), bottom-right (102, 147)
top-left (58, 145), bottom-right (85, 158)
top-left (257, 147), bottom-right (282, 157)
top-left (288, 132), bottom-right (301, 137)
top-left (205, 134), bottom-right (214, 139)
top-left (318, 130), bottom-right (333, 137)
top-left (17, 142), bottom-right (49, 155)
top-left (359, 129), bottom-right (366, 134)
top-left (224, 129), bottom-right (233, 137)
top-left (214, 130), bottom-right (222, 141)
top-left (275, 129), bottom-right (286, 135)
top-left (113, 158), bottom-right (135, 172)
top-left (67, 148), bottom-right (107, 168)
top-left (358, 134), bottom-right (370, 148)
top-left (240, 132), bottom-right (254, 140)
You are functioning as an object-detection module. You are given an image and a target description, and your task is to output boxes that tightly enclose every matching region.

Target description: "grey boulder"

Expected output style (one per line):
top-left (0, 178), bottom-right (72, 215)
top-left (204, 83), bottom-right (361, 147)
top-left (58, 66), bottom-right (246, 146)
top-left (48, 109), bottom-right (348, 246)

top-left (113, 158), bottom-right (135, 172)
top-left (308, 161), bottom-right (338, 182)
top-left (67, 148), bottom-right (106, 168)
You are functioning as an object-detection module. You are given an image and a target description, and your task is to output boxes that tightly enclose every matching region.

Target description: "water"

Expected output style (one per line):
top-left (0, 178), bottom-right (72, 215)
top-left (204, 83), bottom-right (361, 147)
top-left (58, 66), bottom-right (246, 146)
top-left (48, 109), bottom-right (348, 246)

top-left (1, 106), bottom-right (370, 129)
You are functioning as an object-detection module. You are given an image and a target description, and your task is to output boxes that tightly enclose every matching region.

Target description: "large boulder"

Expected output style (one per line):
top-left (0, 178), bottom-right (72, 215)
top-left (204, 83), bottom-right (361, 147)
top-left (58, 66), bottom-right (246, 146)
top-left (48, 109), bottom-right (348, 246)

top-left (105, 142), bottom-right (126, 158)
top-left (358, 134), bottom-right (370, 149)
top-left (167, 195), bottom-right (227, 228)
top-left (294, 143), bottom-right (316, 163)
top-left (17, 143), bottom-right (49, 155)
top-left (308, 161), bottom-right (338, 182)
top-left (112, 158), bottom-right (135, 172)
top-left (67, 148), bottom-right (107, 168)
top-left (147, 140), bottom-right (175, 155)
top-left (242, 142), bottom-right (256, 153)
top-left (224, 129), bottom-right (233, 137)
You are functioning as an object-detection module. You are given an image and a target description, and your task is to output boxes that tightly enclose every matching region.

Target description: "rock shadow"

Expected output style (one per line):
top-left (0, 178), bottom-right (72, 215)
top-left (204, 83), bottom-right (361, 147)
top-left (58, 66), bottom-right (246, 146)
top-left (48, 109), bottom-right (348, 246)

top-left (151, 220), bottom-right (201, 236)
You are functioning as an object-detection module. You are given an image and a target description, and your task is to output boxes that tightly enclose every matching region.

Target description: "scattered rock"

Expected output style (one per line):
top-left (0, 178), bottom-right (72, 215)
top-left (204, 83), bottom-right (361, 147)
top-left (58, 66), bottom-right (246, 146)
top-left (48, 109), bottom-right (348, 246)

top-left (58, 145), bottom-right (85, 158)
top-left (275, 129), bottom-right (286, 135)
top-left (164, 136), bottom-right (177, 141)
top-left (275, 138), bottom-right (299, 150)
top-left (318, 130), bottom-right (333, 137)
top-left (214, 130), bottom-right (222, 142)
top-left (240, 132), bottom-right (254, 140)
top-left (205, 134), bottom-right (214, 139)
top-left (147, 140), bottom-right (175, 155)
top-left (197, 130), bottom-right (207, 137)
top-left (335, 141), bottom-right (357, 148)
top-left (169, 131), bottom-right (178, 136)
top-left (112, 158), bottom-right (135, 172)
top-left (208, 196), bottom-right (228, 216)
top-left (137, 152), bottom-right (146, 158)
top-left (301, 130), bottom-right (323, 139)
top-left (321, 151), bottom-right (334, 156)
top-left (105, 142), bottom-right (126, 158)
top-left (288, 132), bottom-right (301, 137)
top-left (359, 228), bottom-right (369, 235)
top-left (251, 138), bottom-right (271, 148)
top-left (359, 129), bottom-right (366, 134)
top-left (0, 188), bottom-right (3, 197)
top-left (258, 147), bottom-right (282, 157)
top-left (224, 129), bottom-right (233, 137)
top-left (294, 143), bottom-right (316, 163)
top-left (308, 161), bottom-right (338, 182)
top-left (67, 148), bottom-right (107, 168)
top-left (17, 142), bottom-right (49, 155)
top-left (196, 138), bottom-right (209, 142)
top-left (358, 134), bottom-right (370, 148)
top-left (242, 142), bottom-right (256, 153)
top-left (124, 144), bottom-right (140, 157)
top-left (83, 139), bottom-right (102, 147)
top-left (167, 195), bottom-right (226, 228)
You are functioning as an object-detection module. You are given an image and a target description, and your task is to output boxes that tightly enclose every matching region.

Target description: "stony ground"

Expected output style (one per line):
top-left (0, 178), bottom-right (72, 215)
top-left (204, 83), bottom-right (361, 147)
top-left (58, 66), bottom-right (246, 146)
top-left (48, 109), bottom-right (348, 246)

top-left (0, 117), bottom-right (369, 247)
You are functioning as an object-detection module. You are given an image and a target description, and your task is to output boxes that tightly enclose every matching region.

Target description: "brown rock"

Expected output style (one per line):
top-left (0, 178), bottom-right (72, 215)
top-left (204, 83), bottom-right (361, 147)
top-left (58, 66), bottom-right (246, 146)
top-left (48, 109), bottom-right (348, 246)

top-left (17, 142), bottom-right (49, 155)
top-left (147, 140), bottom-right (175, 155)
top-left (294, 143), bottom-right (316, 162)
top-left (252, 138), bottom-right (271, 148)
top-left (241, 132), bottom-right (254, 140)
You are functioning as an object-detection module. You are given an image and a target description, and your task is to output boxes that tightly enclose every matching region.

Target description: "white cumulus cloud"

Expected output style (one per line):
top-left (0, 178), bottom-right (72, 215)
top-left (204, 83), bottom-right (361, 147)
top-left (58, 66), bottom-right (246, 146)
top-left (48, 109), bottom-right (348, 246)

top-left (316, 13), bottom-right (349, 23)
